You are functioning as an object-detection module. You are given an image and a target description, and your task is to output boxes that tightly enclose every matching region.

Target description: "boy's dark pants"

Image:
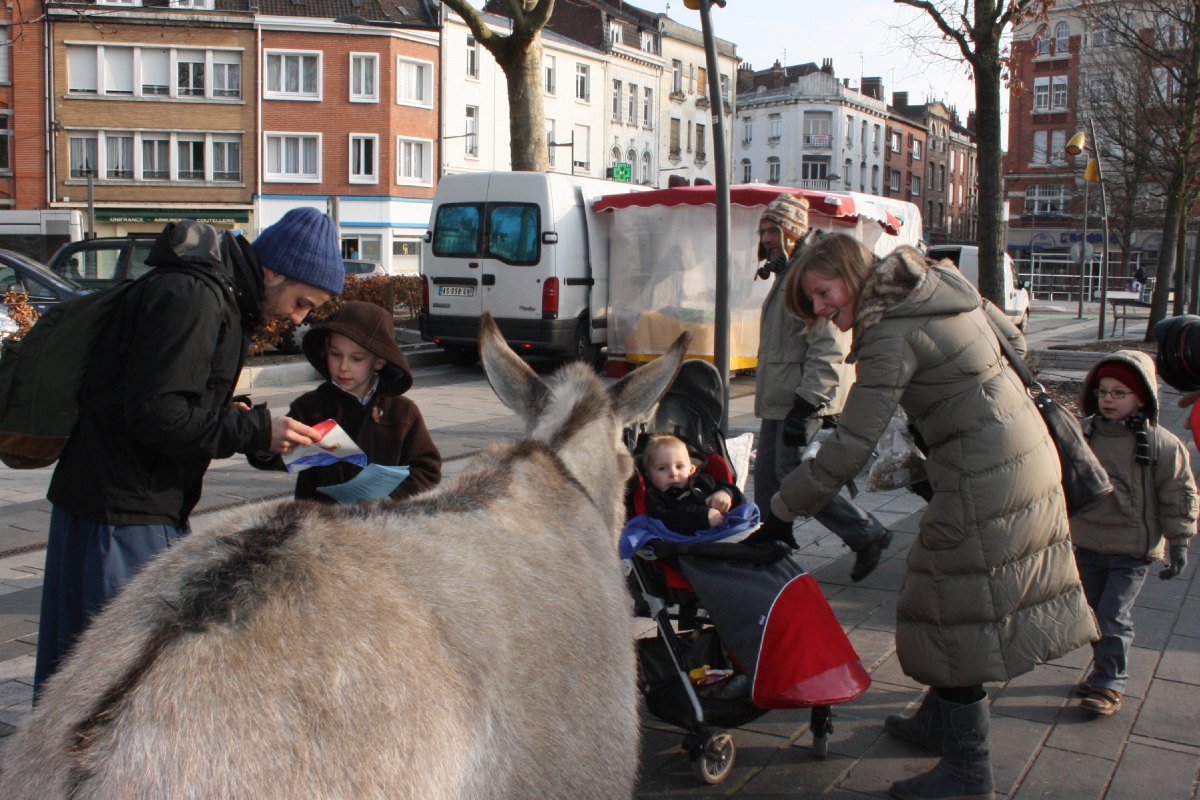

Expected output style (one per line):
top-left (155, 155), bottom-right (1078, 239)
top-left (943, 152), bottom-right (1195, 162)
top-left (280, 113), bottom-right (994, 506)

top-left (1075, 547), bottom-right (1150, 694)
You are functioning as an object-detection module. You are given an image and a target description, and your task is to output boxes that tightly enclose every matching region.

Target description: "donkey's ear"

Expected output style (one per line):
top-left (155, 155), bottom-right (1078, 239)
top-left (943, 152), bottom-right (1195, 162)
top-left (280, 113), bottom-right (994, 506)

top-left (479, 313), bottom-right (549, 423)
top-left (610, 332), bottom-right (690, 424)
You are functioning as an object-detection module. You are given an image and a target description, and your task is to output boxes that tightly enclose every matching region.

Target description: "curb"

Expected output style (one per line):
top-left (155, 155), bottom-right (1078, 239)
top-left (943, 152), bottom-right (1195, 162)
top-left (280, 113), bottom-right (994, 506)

top-left (1029, 348), bottom-right (1107, 373)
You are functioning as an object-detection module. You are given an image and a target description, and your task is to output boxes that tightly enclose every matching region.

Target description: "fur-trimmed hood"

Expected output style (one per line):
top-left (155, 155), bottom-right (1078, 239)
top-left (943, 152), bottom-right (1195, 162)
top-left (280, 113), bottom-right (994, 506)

top-left (853, 247), bottom-right (981, 345)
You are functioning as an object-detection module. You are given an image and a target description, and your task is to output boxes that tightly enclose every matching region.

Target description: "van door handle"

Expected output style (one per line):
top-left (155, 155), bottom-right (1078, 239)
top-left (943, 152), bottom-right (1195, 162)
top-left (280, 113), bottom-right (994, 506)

top-left (482, 274), bottom-right (495, 286)
top-left (468, 262), bottom-right (480, 269)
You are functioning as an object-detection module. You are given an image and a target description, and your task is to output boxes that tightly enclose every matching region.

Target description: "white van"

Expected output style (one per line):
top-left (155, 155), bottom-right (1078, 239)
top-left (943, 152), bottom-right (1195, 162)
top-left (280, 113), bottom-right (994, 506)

top-left (926, 244), bottom-right (1032, 330)
top-left (419, 172), bottom-right (645, 363)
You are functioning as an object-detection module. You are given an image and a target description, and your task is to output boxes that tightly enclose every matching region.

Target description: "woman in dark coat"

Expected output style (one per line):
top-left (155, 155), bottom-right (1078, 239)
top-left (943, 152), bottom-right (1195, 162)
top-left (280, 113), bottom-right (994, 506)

top-left (770, 234), bottom-right (1096, 800)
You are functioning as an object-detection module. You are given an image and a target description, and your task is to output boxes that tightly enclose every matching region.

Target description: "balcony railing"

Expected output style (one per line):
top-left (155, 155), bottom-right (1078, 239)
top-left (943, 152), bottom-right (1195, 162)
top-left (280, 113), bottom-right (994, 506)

top-left (804, 133), bottom-right (831, 148)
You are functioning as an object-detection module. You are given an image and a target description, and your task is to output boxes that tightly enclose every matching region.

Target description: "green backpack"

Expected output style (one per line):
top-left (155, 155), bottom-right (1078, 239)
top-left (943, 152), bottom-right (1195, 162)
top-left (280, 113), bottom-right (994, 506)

top-left (0, 283), bottom-right (136, 468)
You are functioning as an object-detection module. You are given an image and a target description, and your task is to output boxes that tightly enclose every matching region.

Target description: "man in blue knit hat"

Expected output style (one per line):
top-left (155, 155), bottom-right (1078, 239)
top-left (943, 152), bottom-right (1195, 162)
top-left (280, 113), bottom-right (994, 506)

top-left (35, 208), bottom-right (344, 696)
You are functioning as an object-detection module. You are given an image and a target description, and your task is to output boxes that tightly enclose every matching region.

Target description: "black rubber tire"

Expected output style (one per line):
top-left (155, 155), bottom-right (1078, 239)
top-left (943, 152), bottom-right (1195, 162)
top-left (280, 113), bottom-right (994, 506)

top-left (690, 731), bottom-right (735, 785)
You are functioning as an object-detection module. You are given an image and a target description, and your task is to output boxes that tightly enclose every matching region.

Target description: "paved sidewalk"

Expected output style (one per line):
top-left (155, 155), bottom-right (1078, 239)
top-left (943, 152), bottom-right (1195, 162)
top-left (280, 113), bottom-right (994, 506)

top-left (1, 308), bottom-right (1197, 797)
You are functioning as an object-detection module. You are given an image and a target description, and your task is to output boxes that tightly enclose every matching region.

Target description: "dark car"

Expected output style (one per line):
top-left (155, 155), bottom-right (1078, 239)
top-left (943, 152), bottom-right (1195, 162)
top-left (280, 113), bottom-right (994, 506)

top-left (0, 249), bottom-right (90, 337)
top-left (46, 235), bottom-right (158, 291)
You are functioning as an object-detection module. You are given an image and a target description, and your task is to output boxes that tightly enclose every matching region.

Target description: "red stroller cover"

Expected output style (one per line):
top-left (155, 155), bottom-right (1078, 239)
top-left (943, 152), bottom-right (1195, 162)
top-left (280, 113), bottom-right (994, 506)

top-left (677, 553), bottom-right (871, 709)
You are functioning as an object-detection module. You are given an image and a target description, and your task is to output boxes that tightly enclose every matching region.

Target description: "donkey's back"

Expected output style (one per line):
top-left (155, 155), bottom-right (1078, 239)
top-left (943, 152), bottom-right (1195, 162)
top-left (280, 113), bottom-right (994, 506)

top-left (0, 318), bottom-right (687, 800)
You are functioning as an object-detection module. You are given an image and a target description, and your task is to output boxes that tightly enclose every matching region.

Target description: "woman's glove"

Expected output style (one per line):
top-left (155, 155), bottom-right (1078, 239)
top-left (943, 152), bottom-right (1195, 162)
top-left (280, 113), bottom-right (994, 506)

top-left (781, 396), bottom-right (818, 447)
top-left (744, 512), bottom-right (797, 549)
top-left (1159, 544), bottom-right (1188, 580)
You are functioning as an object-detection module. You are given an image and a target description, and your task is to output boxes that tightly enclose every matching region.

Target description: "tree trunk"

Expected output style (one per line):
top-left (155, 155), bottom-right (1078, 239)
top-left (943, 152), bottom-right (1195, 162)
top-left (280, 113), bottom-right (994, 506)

top-left (972, 30), bottom-right (1005, 307)
top-left (496, 36), bottom-right (547, 172)
top-left (1148, 183), bottom-right (1182, 339)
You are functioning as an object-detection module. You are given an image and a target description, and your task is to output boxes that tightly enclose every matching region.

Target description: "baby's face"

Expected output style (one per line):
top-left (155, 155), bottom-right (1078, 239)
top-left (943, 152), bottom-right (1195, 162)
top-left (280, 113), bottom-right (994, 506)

top-left (645, 442), bottom-right (697, 492)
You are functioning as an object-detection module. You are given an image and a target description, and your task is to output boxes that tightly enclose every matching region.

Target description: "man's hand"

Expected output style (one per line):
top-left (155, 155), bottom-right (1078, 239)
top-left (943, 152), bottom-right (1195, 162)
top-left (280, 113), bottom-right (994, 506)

top-left (1159, 544), bottom-right (1188, 580)
top-left (229, 393), bottom-right (252, 412)
top-left (744, 512), bottom-right (796, 549)
top-left (268, 416), bottom-right (323, 455)
top-left (706, 489), bottom-right (733, 514)
top-left (781, 396), bottom-right (818, 447)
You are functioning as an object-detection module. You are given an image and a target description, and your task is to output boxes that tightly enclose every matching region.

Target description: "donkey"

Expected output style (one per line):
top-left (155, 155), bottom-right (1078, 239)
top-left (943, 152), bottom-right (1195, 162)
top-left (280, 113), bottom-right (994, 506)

top-left (0, 315), bottom-right (688, 800)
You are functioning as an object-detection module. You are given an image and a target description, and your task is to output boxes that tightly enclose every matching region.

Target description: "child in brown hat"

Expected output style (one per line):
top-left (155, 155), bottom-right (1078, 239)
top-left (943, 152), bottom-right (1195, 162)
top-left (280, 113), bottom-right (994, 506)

top-left (250, 301), bottom-right (441, 502)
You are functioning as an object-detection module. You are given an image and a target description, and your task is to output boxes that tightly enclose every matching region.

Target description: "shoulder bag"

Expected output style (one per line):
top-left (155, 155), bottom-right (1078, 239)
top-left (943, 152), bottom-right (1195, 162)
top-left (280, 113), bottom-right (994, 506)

top-left (983, 307), bottom-right (1112, 514)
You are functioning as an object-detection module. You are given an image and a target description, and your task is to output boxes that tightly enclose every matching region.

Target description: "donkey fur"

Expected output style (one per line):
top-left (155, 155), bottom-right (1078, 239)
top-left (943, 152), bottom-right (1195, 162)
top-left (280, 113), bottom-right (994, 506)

top-left (0, 315), bottom-right (688, 800)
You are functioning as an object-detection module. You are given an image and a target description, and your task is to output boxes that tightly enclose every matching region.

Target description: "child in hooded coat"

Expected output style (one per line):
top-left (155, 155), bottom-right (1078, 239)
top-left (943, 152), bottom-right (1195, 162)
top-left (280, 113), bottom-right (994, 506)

top-left (1071, 350), bottom-right (1196, 716)
top-left (250, 301), bottom-right (441, 502)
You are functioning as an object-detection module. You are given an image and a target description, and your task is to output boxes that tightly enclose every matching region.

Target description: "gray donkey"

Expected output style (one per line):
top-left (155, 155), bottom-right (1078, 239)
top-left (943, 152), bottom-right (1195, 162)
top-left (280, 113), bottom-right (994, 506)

top-left (0, 315), bottom-right (688, 799)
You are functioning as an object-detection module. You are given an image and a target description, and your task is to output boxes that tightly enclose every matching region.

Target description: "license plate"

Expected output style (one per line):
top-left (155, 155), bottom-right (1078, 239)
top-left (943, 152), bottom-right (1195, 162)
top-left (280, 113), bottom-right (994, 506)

top-left (438, 286), bottom-right (474, 297)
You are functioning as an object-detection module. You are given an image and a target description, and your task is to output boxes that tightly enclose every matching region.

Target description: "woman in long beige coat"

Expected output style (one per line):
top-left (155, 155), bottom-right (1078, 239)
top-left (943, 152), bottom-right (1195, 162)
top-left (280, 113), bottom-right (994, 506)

top-left (770, 234), bottom-right (1096, 800)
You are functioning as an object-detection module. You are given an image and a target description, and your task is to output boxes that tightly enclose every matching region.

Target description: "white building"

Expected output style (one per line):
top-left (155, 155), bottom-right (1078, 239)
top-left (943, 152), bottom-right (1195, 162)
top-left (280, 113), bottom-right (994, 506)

top-left (598, 13), bottom-right (664, 186)
top-left (736, 61), bottom-right (887, 193)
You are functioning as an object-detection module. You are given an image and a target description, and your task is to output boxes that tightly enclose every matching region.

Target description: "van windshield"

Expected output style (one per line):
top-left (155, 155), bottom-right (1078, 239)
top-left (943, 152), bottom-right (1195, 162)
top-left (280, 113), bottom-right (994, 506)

top-left (432, 202), bottom-right (540, 266)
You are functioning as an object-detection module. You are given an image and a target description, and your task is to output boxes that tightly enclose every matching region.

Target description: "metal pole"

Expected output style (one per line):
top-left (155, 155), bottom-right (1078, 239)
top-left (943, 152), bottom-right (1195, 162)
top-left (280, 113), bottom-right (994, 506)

top-left (1077, 178), bottom-right (1089, 320)
top-left (696, 0), bottom-right (731, 428)
top-left (1091, 118), bottom-right (1109, 340)
top-left (85, 167), bottom-right (95, 240)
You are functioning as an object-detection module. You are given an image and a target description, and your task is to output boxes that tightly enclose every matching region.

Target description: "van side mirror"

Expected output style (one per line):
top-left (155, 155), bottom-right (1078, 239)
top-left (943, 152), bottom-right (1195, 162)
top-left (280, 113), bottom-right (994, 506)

top-left (422, 231), bottom-right (432, 243)
top-left (542, 232), bottom-right (559, 244)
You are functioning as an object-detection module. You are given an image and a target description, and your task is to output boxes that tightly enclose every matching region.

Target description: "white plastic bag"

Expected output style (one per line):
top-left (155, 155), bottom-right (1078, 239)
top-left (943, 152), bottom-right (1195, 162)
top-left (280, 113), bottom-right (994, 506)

top-left (724, 432), bottom-right (754, 491)
top-left (867, 410), bottom-right (927, 492)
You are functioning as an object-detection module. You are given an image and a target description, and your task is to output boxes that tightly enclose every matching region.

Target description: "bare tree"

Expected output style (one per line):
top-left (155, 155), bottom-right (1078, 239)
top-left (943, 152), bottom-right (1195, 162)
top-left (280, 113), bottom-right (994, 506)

top-left (441, 0), bottom-right (556, 171)
top-left (895, 0), bottom-right (1050, 307)
top-left (1088, 1), bottom-right (1200, 334)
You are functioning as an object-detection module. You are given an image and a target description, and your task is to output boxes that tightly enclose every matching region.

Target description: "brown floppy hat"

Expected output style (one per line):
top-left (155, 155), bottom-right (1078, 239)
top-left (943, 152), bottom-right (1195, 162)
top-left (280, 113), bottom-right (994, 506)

top-left (302, 301), bottom-right (413, 392)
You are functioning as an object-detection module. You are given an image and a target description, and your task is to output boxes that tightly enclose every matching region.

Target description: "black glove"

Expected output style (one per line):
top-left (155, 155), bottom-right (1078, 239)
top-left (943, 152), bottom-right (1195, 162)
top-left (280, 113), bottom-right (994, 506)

top-left (781, 396), bottom-right (818, 448)
top-left (744, 512), bottom-right (797, 549)
top-left (1159, 544), bottom-right (1188, 580)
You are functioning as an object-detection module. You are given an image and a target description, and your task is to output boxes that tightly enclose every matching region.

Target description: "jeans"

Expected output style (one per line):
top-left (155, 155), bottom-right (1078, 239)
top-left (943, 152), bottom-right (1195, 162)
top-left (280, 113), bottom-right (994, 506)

top-left (1074, 547), bottom-right (1150, 694)
top-left (35, 506), bottom-right (186, 698)
top-left (755, 418), bottom-right (886, 552)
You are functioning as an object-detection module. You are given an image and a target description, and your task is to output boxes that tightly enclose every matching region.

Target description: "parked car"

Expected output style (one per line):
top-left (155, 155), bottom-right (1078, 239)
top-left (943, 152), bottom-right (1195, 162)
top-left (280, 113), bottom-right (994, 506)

top-left (343, 258), bottom-right (386, 280)
top-left (0, 249), bottom-right (90, 338)
top-left (46, 234), bottom-right (157, 291)
top-left (926, 244), bottom-right (1032, 331)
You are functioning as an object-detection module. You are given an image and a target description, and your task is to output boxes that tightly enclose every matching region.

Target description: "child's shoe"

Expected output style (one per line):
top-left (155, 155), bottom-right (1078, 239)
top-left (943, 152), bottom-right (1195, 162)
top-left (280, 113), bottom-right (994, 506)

top-left (1074, 680), bottom-right (1094, 697)
top-left (1081, 688), bottom-right (1122, 716)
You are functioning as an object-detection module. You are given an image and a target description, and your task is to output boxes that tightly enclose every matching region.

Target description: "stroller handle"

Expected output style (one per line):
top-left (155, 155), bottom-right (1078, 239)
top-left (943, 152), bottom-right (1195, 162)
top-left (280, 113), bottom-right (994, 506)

top-left (649, 539), bottom-right (793, 565)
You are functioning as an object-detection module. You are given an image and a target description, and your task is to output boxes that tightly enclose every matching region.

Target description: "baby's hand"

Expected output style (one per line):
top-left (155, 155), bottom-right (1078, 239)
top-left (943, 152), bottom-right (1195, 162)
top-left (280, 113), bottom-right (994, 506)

top-left (707, 489), bottom-right (733, 514)
top-left (706, 508), bottom-right (725, 527)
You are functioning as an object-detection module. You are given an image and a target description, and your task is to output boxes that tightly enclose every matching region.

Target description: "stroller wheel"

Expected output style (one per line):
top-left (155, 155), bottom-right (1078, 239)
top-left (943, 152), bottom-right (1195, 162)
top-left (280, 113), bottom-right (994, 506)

top-left (690, 731), bottom-right (736, 785)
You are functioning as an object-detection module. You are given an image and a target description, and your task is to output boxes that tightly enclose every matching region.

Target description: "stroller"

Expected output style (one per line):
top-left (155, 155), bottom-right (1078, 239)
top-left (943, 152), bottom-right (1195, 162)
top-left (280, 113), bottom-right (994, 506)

top-left (623, 360), bottom-right (871, 785)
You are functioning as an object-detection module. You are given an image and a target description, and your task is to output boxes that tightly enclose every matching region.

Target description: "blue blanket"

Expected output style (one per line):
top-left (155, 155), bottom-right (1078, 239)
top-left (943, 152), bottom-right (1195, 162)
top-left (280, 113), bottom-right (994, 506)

top-left (620, 503), bottom-right (761, 559)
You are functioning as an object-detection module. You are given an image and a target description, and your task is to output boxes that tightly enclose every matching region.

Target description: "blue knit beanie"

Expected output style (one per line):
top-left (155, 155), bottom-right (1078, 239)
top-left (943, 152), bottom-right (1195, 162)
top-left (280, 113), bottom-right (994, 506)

top-left (253, 207), bottom-right (345, 295)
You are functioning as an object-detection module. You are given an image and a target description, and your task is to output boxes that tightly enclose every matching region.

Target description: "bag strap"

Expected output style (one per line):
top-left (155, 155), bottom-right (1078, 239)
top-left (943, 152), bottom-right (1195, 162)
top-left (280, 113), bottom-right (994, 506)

top-left (981, 300), bottom-right (1038, 390)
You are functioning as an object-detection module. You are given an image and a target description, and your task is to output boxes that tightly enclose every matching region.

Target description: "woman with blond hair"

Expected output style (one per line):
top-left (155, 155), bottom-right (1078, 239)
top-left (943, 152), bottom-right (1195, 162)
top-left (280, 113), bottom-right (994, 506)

top-left (767, 233), bottom-right (1095, 800)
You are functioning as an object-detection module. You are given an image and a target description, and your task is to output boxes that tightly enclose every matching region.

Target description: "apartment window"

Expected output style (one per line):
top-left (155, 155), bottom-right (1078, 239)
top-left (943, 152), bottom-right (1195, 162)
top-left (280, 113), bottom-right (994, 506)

top-left (465, 106), bottom-right (478, 157)
top-left (212, 138), bottom-right (240, 181)
top-left (544, 55), bottom-right (556, 95)
top-left (889, 130), bottom-right (901, 153)
top-left (396, 137), bottom-right (432, 184)
top-left (871, 164), bottom-right (880, 193)
top-left (800, 157), bottom-right (830, 182)
top-left (1033, 77), bottom-right (1049, 111)
top-left (1054, 21), bottom-right (1070, 53)
top-left (742, 117), bottom-right (752, 143)
top-left (1051, 76), bottom-right (1068, 110)
top-left (669, 118), bottom-right (681, 157)
top-left (266, 52), bottom-right (320, 99)
top-left (575, 63), bottom-right (590, 101)
top-left (466, 36), bottom-right (479, 78)
top-left (608, 20), bottom-right (622, 46)
top-left (212, 54), bottom-right (241, 98)
top-left (911, 174), bottom-right (922, 196)
top-left (688, 64), bottom-right (695, 94)
top-left (612, 79), bottom-right (622, 121)
top-left (1050, 130), bottom-right (1065, 163)
top-left (572, 124), bottom-right (590, 169)
top-left (609, 145), bottom-right (621, 169)
top-left (641, 150), bottom-right (652, 184)
top-left (873, 124), bottom-right (881, 152)
top-left (695, 123), bottom-right (706, 161)
top-left (171, 0), bottom-right (214, 6)
top-left (545, 118), bottom-right (556, 167)
top-left (141, 48), bottom-right (169, 95)
top-left (697, 66), bottom-right (707, 96)
top-left (889, 168), bottom-right (900, 193)
top-left (265, 133), bottom-right (320, 181)
top-left (350, 54), bottom-right (378, 102)
top-left (846, 114), bottom-right (854, 144)
top-left (642, 87), bottom-right (653, 127)
top-left (767, 156), bottom-right (780, 184)
top-left (628, 83), bottom-right (637, 124)
top-left (911, 138), bottom-right (922, 159)
top-left (69, 135), bottom-right (98, 177)
top-left (396, 58), bottom-right (433, 107)
top-left (142, 137), bottom-right (169, 179)
top-left (177, 51), bottom-right (204, 96)
top-left (1032, 130), bottom-right (1047, 164)
top-left (741, 158), bottom-right (751, 183)
top-left (106, 135), bottom-right (133, 178)
top-left (350, 134), bottom-right (378, 183)
top-left (1088, 15), bottom-right (1114, 48)
top-left (640, 31), bottom-right (654, 53)
top-left (719, 74), bottom-right (730, 103)
top-left (177, 137), bottom-right (204, 180)
top-left (106, 48), bottom-right (134, 94)
top-left (671, 60), bottom-right (682, 93)
top-left (1024, 183), bottom-right (1066, 214)
top-left (768, 114), bottom-right (781, 142)
top-left (1037, 36), bottom-right (1051, 55)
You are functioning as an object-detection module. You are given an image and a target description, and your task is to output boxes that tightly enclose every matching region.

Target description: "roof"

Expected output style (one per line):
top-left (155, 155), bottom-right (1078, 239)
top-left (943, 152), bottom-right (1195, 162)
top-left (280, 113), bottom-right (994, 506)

top-left (257, 0), bottom-right (437, 26)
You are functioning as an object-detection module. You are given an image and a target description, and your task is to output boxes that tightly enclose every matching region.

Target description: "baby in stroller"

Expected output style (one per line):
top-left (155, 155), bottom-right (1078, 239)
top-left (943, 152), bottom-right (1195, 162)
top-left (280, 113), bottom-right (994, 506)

top-left (641, 433), bottom-right (745, 534)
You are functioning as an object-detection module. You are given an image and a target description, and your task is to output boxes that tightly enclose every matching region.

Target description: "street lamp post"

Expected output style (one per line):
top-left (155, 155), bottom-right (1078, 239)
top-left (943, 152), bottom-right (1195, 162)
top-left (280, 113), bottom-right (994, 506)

top-left (1066, 121), bottom-right (1109, 338)
top-left (548, 131), bottom-right (576, 176)
top-left (1074, 175), bottom-right (1090, 320)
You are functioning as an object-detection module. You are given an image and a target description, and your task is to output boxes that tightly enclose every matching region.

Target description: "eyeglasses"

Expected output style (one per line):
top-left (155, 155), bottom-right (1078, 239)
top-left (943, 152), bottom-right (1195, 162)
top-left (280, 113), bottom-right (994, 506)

top-left (1093, 388), bottom-right (1131, 400)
